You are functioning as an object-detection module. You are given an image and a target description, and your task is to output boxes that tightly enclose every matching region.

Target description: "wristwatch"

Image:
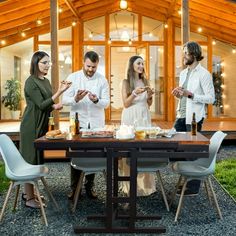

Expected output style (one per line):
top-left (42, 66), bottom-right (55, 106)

top-left (93, 98), bottom-right (99, 104)
top-left (188, 93), bottom-right (194, 99)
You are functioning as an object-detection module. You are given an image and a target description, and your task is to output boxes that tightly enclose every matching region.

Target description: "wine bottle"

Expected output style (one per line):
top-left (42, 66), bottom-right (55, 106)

top-left (191, 112), bottom-right (197, 136)
top-left (75, 112), bottom-right (80, 134)
top-left (48, 113), bottom-right (55, 131)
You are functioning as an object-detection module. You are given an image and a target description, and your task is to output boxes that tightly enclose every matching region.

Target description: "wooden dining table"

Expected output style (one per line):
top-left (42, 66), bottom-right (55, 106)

top-left (34, 131), bottom-right (209, 234)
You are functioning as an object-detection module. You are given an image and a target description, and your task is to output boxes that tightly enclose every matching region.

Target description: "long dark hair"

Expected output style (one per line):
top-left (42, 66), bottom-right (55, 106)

top-left (183, 41), bottom-right (204, 61)
top-left (125, 55), bottom-right (148, 95)
top-left (30, 51), bottom-right (50, 77)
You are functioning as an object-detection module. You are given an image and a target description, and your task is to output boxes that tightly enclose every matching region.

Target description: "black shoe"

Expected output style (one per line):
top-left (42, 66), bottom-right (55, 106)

top-left (176, 189), bottom-right (199, 196)
top-left (67, 190), bottom-right (82, 200)
top-left (85, 188), bottom-right (98, 199)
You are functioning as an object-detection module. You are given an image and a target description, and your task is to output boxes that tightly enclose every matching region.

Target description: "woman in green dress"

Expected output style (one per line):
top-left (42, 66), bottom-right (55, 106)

top-left (20, 51), bottom-right (71, 208)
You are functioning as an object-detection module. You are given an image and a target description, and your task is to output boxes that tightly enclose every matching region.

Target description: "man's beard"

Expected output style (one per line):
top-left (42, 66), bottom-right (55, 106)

top-left (184, 56), bottom-right (194, 66)
top-left (83, 68), bottom-right (95, 77)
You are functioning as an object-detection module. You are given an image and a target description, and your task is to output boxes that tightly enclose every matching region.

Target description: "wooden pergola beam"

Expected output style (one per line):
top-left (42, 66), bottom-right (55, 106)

top-left (64, 0), bottom-right (81, 22)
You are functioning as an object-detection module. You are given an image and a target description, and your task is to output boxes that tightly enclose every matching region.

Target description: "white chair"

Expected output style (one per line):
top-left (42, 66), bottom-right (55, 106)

top-left (136, 158), bottom-right (170, 211)
top-left (0, 134), bottom-right (59, 226)
top-left (70, 156), bottom-right (106, 213)
top-left (170, 131), bottom-right (227, 222)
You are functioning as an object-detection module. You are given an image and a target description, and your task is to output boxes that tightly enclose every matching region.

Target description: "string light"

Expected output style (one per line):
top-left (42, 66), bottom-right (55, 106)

top-left (212, 40), bottom-right (216, 45)
top-left (108, 38), bottom-right (112, 44)
top-left (148, 32), bottom-right (153, 37)
top-left (59, 8), bottom-right (63, 13)
top-left (128, 39), bottom-right (132, 45)
top-left (72, 21), bottom-right (77, 26)
top-left (178, 10), bottom-right (182, 15)
top-left (36, 19), bottom-right (42, 25)
top-left (197, 27), bottom-right (202, 33)
top-left (232, 49), bottom-right (236, 54)
top-left (164, 24), bottom-right (168, 29)
top-left (21, 32), bottom-right (26, 37)
top-left (1, 40), bottom-right (6, 45)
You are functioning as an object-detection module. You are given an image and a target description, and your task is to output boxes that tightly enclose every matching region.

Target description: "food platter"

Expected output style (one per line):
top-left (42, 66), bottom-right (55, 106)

top-left (81, 130), bottom-right (113, 138)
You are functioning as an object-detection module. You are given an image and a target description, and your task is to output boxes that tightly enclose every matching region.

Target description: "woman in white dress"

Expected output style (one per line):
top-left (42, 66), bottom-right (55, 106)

top-left (119, 55), bottom-right (156, 196)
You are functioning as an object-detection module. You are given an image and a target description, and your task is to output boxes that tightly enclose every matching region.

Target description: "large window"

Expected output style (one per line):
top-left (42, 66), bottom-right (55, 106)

top-left (0, 38), bottom-right (33, 119)
top-left (142, 17), bottom-right (164, 41)
top-left (110, 11), bottom-right (138, 41)
top-left (212, 40), bottom-right (236, 118)
top-left (84, 16), bottom-right (105, 41)
top-left (149, 46), bottom-right (164, 119)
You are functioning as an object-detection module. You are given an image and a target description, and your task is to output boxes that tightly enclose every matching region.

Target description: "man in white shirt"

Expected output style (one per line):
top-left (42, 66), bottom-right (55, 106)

top-left (62, 51), bottom-right (110, 199)
top-left (172, 41), bottom-right (215, 196)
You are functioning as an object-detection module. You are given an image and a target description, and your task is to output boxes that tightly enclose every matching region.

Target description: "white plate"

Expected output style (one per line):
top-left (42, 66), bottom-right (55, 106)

top-left (116, 134), bottom-right (135, 140)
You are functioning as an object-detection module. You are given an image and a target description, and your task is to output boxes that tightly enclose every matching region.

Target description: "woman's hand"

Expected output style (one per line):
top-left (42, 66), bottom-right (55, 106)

top-left (147, 87), bottom-right (155, 99)
top-left (58, 80), bottom-right (72, 93)
top-left (52, 103), bottom-right (63, 110)
top-left (133, 87), bottom-right (146, 95)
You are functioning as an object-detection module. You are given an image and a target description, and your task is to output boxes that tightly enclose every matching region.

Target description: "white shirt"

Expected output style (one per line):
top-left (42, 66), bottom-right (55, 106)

top-left (62, 70), bottom-right (110, 129)
top-left (177, 63), bottom-right (215, 124)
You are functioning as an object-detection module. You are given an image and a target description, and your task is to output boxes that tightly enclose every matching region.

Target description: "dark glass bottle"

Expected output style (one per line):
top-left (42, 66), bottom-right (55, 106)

top-left (191, 112), bottom-right (197, 136)
top-left (48, 114), bottom-right (55, 131)
top-left (75, 112), bottom-right (80, 134)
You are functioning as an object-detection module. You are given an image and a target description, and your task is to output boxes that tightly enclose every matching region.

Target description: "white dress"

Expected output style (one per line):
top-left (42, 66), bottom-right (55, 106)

top-left (119, 80), bottom-right (156, 196)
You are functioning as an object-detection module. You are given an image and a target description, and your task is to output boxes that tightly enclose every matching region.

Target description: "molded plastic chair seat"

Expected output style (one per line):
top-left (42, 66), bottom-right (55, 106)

top-left (127, 157), bottom-right (169, 211)
top-left (0, 134), bottom-right (59, 226)
top-left (170, 131), bottom-right (227, 222)
top-left (71, 157), bottom-right (106, 212)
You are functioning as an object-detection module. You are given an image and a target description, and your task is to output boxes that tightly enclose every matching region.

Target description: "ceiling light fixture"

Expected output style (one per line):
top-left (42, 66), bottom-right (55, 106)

top-left (36, 19), bottom-right (42, 25)
top-left (120, 0), bottom-right (128, 10)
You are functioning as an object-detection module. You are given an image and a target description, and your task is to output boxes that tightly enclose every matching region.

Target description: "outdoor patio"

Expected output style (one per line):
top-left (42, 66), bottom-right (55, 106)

top-left (0, 145), bottom-right (235, 236)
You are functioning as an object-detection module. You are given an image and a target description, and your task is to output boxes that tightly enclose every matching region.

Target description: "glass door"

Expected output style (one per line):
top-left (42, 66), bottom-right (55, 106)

top-left (110, 46), bottom-right (136, 121)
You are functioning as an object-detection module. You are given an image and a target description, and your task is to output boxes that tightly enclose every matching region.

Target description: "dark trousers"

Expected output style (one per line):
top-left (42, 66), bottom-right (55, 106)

top-left (70, 166), bottom-right (95, 191)
top-left (173, 117), bottom-right (204, 192)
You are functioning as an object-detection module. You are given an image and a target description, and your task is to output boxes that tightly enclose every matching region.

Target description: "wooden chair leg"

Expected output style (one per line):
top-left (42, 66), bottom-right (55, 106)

top-left (13, 185), bottom-right (20, 211)
top-left (204, 180), bottom-right (212, 205)
top-left (34, 181), bottom-right (48, 226)
top-left (41, 177), bottom-right (59, 210)
top-left (0, 181), bottom-right (14, 222)
top-left (72, 172), bottom-right (85, 213)
top-left (156, 171), bottom-right (169, 211)
top-left (174, 178), bottom-right (187, 222)
top-left (169, 175), bottom-right (184, 208)
top-left (207, 176), bottom-right (223, 219)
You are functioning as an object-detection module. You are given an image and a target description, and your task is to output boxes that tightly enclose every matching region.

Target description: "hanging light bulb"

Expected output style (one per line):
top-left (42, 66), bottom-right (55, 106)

top-left (89, 32), bottom-right (93, 38)
top-left (72, 21), bottom-right (77, 26)
top-left (65, 56), bottom-right (72, 64)
top-left (121, 30), bottom-right (129, 41)
top-left (59, 53), bottom-right (65, 61)
top-left (128, 39), bottom-right (132, 45)
top-left (120, 0), bottom-right (128, 10)
top-left (232, 49), bottom-right (236, 54)
top-left (108, 38), bottom-right (112, 44)
top-left (21, 32), bottom-right (26, 37)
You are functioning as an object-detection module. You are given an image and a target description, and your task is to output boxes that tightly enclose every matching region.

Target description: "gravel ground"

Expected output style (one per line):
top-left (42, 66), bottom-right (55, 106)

top-left (0, 145), bottom-right (236, 236)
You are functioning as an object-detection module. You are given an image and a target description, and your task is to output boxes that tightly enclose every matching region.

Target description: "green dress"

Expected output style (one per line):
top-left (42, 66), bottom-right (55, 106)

top-left (20, 75), bottom-right (54, 165)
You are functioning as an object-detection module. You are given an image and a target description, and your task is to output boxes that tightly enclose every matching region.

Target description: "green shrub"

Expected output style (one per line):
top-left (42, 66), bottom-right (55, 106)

top-left (0, 161), bottom-right (9, 193)
top-left (215, 158), bottom-right (236, 200)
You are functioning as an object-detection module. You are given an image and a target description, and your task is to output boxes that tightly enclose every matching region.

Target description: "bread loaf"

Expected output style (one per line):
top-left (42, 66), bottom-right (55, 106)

top-left (46, 129), bottom-right (61, 137)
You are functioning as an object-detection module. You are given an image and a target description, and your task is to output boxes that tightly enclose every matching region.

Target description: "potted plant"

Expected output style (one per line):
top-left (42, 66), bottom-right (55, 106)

top-left (1, 78), bottom-right (22, 119)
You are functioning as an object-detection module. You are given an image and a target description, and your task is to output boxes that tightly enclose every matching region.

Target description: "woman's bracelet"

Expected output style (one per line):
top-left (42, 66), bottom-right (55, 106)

top-left (132, 90), bottom-right (138, 97)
